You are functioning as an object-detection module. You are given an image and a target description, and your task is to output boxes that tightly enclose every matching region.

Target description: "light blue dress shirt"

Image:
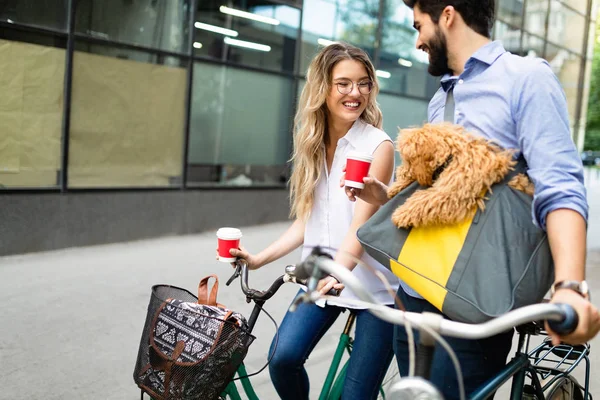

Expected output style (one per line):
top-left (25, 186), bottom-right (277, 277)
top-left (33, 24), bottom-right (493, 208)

top-left (401, 40), bottom-right (588, 299)
top-left (430, 40), bottom-right (588, 230)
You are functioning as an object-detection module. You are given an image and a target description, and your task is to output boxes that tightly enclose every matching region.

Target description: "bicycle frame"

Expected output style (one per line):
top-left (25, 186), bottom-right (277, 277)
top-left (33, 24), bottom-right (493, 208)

top-left (298, 252), bottom-right (591, 400)
top-left (222, 312), bottom-right (358, 400)
top-left (319, 312), bottom-right (356, 400)
top-left (469, 330), bottom-right (591, 400)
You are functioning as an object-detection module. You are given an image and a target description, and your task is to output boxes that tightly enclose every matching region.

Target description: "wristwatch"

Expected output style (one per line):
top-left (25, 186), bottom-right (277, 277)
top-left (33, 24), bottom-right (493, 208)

top-left (551, 280), bottom-right (591, 300)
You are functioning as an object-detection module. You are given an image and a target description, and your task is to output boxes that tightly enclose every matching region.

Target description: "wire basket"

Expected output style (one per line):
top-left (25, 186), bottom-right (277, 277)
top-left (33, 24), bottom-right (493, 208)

top-left (133, 284), bottom-right (255, 400)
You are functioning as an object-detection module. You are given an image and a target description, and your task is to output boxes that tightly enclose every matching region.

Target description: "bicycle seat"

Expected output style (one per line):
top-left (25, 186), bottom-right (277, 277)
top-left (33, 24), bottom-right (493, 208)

top-left (516, 299), bottom-right (552, 336)
top-left (516, 319), bottom-right (545, 336)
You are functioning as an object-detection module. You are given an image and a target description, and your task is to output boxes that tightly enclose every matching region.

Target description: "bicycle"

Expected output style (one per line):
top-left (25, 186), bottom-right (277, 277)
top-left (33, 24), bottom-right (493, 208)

top-left (218, 260), bottom-right (400, 400)
top-left (136, 258), bottom-right (399, 400)
top-left (294, 249), bottom-right (592, 400)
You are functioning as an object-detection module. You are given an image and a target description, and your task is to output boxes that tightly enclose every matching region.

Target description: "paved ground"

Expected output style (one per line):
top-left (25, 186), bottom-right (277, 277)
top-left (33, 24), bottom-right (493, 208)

top-left (1, 168), bottom-right (600, 400)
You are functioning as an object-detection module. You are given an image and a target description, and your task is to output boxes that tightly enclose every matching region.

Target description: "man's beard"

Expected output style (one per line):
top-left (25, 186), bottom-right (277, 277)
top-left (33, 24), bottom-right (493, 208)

top-left (426, 28), bottom-right (451, 77)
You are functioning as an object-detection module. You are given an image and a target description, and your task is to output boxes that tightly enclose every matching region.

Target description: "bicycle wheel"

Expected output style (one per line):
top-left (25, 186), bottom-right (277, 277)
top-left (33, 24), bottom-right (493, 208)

top-left (543, 376), bottom-right (584, 400)
top-left (378, 356), bottom-right (401, 399)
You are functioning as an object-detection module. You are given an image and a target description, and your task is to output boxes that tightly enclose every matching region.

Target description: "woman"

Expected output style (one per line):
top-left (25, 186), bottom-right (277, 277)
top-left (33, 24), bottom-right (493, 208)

top-left (229, 42), bottom-right (399, 400)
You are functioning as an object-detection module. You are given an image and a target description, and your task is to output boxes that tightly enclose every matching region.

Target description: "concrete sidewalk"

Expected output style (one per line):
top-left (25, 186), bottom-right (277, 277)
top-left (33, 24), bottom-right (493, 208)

top-left (0, 222), bottom-right (351, 400)
top-left (2, 176), bottom-right (600, 399)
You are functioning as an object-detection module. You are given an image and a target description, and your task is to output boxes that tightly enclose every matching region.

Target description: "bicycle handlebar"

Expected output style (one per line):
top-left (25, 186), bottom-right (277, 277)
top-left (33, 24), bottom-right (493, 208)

top-left (225, 258), bottom-right (340, 302)
top-left (296, 252), bottom-right (579, 339)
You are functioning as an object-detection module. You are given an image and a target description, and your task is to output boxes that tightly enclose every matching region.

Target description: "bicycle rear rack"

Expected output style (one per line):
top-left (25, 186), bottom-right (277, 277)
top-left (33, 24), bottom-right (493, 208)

top-left (527, 337), bottom-right (591, 398)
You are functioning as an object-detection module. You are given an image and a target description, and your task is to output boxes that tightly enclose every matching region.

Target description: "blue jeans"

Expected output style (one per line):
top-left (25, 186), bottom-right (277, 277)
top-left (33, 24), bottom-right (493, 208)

top-left (393, 288), bottom-right (514, 400)
top-left (268, 290), bottom-right (395, 400)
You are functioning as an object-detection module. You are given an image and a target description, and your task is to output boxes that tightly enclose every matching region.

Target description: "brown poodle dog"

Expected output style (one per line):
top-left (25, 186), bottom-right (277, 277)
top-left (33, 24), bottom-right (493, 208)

top-left (388, 123), bottom-right (534, 228)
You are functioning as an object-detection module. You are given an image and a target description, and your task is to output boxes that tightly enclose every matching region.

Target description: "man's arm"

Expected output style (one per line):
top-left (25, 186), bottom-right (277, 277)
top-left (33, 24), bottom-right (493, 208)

top-left (513, 61), bottom-right (599, 344)
top-left (546, 209), bottom-right (599, 344)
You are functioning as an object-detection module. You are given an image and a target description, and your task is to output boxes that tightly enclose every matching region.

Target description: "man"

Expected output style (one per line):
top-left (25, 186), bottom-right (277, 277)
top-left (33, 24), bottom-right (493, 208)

top-left (345, 0), bottom-right (600, 397)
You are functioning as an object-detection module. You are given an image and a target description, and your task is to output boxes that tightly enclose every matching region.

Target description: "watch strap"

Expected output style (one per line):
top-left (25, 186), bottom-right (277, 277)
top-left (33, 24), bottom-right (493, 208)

top-left (551, 280), bottom-right (590, 300)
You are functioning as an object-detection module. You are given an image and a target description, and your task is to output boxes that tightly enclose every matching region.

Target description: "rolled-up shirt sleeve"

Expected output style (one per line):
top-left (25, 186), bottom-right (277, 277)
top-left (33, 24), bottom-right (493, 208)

top-left (512, 60), bottom-right (588, 230)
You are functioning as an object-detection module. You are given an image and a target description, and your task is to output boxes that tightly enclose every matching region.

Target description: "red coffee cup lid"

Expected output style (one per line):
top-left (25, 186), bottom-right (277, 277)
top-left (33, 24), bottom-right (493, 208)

top-left (347, 151), bottom-right (373, 163)
top-left (217, 227), bottom-right (242, 240)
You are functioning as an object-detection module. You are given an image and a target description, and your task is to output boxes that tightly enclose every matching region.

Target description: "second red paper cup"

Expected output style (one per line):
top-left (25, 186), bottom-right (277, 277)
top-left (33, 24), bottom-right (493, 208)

top-left (216, 227), bottom-right (242, 262)
top-left (345, 151), bottom-right (373, 189)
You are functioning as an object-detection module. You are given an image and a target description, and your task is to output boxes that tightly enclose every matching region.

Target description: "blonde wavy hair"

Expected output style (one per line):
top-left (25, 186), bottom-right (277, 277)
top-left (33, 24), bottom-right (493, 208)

top-left (289, 42), bottom-right (383, 220)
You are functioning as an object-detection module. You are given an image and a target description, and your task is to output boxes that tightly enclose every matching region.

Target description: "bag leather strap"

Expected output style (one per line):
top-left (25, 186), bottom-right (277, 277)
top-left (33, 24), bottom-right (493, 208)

top-left (198, 274), bottom-right (219, 306)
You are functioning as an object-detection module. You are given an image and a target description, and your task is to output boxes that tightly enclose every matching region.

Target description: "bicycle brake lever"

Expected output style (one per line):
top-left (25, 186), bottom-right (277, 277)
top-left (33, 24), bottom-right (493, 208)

top-left (226, 262), bottom-right (242, 286)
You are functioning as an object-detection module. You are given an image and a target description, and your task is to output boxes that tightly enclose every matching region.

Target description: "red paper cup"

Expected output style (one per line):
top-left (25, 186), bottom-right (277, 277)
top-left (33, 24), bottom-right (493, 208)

top-left (345, 151), bottom-right (373, 189)
top-left (216, 228), bottom-right (242, 263)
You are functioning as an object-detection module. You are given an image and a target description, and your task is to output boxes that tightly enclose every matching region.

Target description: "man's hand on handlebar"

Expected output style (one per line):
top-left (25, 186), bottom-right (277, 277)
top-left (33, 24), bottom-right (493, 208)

top-left (547, 288), bottom-right (600, 345)
top-left (317, 275), bottom-right (344, 296)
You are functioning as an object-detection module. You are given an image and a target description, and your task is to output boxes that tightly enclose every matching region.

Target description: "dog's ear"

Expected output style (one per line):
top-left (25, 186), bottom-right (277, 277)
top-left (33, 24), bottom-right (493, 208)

top-left (397, 127), bottom-right (423, 161)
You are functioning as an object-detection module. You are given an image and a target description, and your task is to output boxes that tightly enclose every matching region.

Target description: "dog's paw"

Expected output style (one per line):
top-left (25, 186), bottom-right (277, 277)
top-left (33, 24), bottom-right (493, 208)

top-left (387, 182), bottom-right (404, 199)
top-left (508, 173), bottom-right (534, 196)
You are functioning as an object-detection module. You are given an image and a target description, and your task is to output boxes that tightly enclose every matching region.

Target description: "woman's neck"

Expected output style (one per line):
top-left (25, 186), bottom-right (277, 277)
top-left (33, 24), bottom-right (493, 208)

top-left (326, 118), bottom-right (355, 148)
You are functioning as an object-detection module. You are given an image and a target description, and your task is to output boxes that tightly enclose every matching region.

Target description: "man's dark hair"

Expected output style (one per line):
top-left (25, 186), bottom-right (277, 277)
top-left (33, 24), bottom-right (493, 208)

top-left (403, 0), bottom-right (495, 38)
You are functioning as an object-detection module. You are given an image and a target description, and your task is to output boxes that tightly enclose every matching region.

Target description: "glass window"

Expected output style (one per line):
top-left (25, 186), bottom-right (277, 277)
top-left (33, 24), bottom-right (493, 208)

top-left (0, 0), bottom-right (68, 31)
top-left (547, 0), bottom-right (586, 55)
top-left (524, 0), bottom-right (549, 38)
top-left (0, 26), bottom-right (67, 48)
top-left (0, 38), bottom-right (65, 189)
top-left (546, 46), bottom-right (582, 122)
top-left (378, 92), bottom-right (429, 142)
top-left (194, 0), bottom-right (300, 73)
top-left (335, 0), bottom-right (379, 50)
top-left (187, 62), bottom-right (294, 187)
top-left (75, 0), bottom-right (190, 53)
top-left (522, 33), bottom-right (545, 58)
top-left (586, 20), bottom-right (597, 59)
top-left (497, 0), bottom-right (524, 27)
top-left (493, 20), bottom-right (522, 54)
top-left (69, 43), bottom-right (186, 188)
top-left (378, 0), bottom-right (434, 98)
top-left (300, 0), bottom-right (377, 74)
top-left (560, 0), bottom-right (589, 14)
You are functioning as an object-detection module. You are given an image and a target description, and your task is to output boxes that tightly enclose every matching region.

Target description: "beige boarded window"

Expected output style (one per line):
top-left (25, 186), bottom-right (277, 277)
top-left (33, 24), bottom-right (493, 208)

top-left (68, 50), bottom-right (186, 188)
top-left (0, 39), bottom-right (64, 188)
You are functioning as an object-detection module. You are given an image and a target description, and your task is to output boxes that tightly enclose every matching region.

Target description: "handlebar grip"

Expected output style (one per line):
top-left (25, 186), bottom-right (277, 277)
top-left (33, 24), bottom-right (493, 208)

top-left (547, 304), bottom-right (579, 335)
top-left (295, 277), bottom-right (341, 297)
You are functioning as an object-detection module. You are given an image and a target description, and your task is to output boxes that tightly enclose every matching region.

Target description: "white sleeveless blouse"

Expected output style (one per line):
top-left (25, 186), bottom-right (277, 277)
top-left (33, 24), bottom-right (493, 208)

top-left (301, 119), bottom-right (400, 306)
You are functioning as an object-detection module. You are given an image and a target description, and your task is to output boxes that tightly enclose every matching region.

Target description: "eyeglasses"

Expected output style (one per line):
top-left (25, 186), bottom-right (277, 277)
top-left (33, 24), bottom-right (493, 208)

top-left (334, 80), bottom-right (373, 95)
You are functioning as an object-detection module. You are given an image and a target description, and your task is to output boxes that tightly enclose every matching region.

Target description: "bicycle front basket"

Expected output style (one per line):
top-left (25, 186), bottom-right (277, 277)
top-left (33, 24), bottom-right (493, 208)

top-left (133, 284), bottom-right (255, 400)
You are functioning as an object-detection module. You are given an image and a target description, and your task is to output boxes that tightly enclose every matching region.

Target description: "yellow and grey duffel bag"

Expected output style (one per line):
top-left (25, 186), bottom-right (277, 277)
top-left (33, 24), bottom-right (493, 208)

top-left (356, 163), bottom-right (554, 324)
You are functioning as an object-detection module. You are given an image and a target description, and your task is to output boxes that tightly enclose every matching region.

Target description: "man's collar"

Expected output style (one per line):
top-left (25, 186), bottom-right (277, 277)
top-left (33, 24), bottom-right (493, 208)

top-left (470, 40), bottom-right (506, 65)
top-left (440, 76), bottom-right (458, 92)
top-left (439, 41), bottom-right (506, 92)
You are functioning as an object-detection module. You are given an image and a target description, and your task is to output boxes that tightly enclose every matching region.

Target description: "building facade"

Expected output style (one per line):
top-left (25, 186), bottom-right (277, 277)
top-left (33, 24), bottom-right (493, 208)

top-left (0, 0), bottom-right (597, 255)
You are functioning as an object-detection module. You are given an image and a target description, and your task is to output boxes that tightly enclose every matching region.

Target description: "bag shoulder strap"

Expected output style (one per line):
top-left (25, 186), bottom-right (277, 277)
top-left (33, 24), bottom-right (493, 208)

top-left (198, 274), bottom-right (219, 306)
top-left (444, 82), bottom-right (456, 123)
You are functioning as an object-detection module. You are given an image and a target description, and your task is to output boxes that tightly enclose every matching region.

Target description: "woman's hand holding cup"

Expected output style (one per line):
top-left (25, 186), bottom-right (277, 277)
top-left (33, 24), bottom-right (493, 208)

top-left (215, 227), bottom-right (259, 270)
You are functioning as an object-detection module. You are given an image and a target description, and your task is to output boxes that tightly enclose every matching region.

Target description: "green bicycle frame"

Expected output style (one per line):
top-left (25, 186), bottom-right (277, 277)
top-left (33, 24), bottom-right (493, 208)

top-left (319, 313), bottom-right (356, 400)
top-left (222, 363), bottom-right (260, 400)
top-left (222, 313), bottom-right (358, 400)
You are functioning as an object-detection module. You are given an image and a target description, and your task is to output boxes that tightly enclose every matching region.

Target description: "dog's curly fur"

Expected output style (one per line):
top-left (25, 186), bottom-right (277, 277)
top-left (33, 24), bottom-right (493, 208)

top-left (388, 123), bottom-right (534, 228)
